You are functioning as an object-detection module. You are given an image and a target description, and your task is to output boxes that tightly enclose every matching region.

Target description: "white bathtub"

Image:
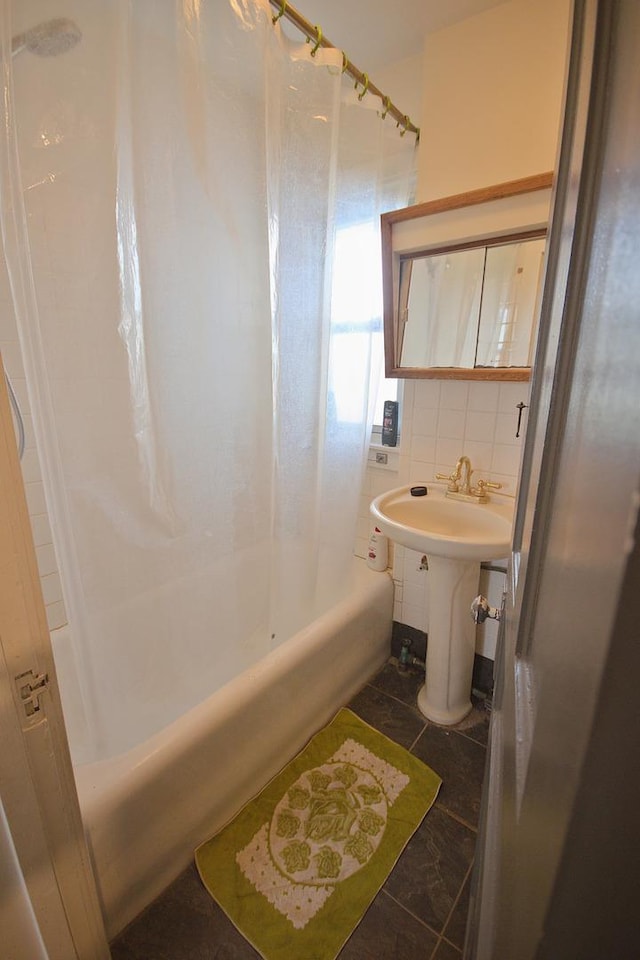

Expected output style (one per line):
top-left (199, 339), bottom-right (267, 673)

top-left (64, 558), bottom-right (392, 939)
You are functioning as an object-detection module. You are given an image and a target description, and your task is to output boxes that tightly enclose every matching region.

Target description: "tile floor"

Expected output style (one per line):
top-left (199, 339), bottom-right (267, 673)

top-left (110, 660), bottom-right (490, 960)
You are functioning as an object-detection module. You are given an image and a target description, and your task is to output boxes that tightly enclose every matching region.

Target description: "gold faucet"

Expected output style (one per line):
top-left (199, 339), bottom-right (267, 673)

top-left (436, 455), bottom-right (472, 493)
top-left (436, 456), bottom-right (502, 503)
top-left (457, 455), bottom-right (473, 495)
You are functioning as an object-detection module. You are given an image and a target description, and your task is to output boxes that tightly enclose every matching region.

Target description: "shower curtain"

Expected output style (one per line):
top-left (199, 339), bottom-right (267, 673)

top-left (1, 0), bottom-right (415, 761)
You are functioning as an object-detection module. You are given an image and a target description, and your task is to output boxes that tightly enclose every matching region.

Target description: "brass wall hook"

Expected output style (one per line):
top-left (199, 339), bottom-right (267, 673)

top-left (516, 401), bottom-right (529, 438)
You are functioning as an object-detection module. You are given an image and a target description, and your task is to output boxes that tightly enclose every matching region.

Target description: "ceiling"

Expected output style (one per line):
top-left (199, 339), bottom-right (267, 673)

top-left (286, 0), bottom-right (509, 70)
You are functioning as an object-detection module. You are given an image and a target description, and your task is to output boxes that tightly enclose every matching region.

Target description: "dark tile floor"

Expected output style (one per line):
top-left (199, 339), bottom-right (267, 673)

top-left (110, 660), bottom-right (490, 960)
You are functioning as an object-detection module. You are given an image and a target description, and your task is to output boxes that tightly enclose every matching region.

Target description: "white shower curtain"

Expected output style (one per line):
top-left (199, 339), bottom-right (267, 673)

top-left (1, 0), bottom-right (415, 761)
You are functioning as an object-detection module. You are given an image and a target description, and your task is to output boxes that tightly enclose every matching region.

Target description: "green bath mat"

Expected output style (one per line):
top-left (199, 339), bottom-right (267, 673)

top-left (195, 708), bottom-right (441, 960)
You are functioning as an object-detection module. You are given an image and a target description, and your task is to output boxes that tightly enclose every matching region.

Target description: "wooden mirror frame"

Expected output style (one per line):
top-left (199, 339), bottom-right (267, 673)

top-left (381, 172), bottom-right (554, 380)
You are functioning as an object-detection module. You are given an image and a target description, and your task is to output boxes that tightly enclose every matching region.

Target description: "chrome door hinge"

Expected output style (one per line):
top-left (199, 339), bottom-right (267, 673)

top-left (15, 669), bottom-right (50, 720)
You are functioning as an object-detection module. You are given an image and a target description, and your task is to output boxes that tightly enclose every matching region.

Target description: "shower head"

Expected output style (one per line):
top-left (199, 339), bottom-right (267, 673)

top-left (11, 18), bottom-right (82, 58)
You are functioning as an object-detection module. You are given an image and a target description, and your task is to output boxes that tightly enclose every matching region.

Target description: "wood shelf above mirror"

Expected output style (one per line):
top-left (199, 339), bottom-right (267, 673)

top-left (381, 173), bottom-right (554, 381)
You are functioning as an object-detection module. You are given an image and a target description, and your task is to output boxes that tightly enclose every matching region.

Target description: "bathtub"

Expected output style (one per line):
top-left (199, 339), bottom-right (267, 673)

top-left (61, 558), bottom-right (393, 939)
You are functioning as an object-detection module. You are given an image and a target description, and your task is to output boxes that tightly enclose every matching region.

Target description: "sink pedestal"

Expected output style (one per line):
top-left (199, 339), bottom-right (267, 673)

top-left (417, 556), bottom-right (480, 725)
top-left (370, 482), bottom-right (512, 724)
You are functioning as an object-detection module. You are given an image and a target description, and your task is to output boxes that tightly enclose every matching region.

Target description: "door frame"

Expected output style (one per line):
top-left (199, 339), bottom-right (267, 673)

top-left (0, 361), bottom-right (110, 959)
top-left (468, 1), bottom-right (640, 956)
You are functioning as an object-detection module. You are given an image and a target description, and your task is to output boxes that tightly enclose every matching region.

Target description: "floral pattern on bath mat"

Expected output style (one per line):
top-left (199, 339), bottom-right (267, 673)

top-left (235, 739), bottom-right (409, 929)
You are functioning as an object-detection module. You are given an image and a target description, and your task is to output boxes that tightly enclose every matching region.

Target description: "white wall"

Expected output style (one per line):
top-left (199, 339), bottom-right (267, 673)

top-left (357, 0), bottom-right (571, 661)
top-left (418, 0), bottom-right (571, 200)
top-left (374, 52), bottom-right (424, 145)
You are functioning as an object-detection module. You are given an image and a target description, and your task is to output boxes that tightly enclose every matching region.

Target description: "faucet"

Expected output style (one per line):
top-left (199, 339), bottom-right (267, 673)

top-left (456, 455), bottom-right (473, 495)
top-left (436, 455), bottom-right (472, 494)
top-left (436, 455), bottom-right (502, 502)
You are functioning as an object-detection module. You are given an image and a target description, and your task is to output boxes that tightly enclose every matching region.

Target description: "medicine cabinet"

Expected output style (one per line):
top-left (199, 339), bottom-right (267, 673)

top-left (381, 173), bottom-right (553, 380)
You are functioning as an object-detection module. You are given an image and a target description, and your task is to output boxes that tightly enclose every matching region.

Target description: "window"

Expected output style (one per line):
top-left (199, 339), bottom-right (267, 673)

top-left (329, 220), bottom-right (399, 434)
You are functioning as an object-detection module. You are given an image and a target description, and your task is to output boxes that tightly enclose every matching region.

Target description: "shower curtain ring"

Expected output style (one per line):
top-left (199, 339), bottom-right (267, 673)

top-left (342, 52), bottom-right (350, 73)
top-left (272, 0), bottom-right (287, 24)
top-left (308, 25), bottom-right (323, 56)
top-left (397, 114), bottom-right (410, 136)
top-left (381, 95), bottom-right (391, 119)
top-left (356, 73), bottom-right (369, 100)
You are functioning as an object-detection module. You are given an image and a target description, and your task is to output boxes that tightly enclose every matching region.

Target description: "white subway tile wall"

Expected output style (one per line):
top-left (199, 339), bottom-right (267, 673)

top-left (0, 259), bottom-right (68, 632)
top-left (357, 377), bottom-right (530, 660)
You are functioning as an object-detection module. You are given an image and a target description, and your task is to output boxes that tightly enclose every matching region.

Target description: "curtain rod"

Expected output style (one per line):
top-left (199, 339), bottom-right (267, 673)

top-left (268, 0), bottom-right (420, 140)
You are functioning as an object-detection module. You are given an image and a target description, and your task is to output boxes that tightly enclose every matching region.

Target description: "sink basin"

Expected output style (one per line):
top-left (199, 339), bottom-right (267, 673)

top-left (370, 485), bottom-right (513, 561)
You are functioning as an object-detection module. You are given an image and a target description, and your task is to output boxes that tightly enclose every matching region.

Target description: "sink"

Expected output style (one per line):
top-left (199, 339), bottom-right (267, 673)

top-left (370, 484), bottom-right (514, 726)
top-left (370, 485), bottom-right (513, 561)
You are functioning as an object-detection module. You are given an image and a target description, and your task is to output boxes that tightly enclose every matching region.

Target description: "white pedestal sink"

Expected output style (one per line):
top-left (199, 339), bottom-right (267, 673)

top-left (370, 485), bottom-right (513, 725)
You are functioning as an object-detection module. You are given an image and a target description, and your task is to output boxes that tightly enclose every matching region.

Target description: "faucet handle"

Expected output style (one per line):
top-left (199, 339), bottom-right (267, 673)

top-left (436, 471), bottom-right (459, 492)
top-left (474, 479), bottom-right (502, 497)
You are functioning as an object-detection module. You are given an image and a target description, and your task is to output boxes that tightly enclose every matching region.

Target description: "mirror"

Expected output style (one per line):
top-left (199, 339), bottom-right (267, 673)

top-left (381, 173), bottom-right (553, 380)
top-left (399, 234), bottom-right (546, 369)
